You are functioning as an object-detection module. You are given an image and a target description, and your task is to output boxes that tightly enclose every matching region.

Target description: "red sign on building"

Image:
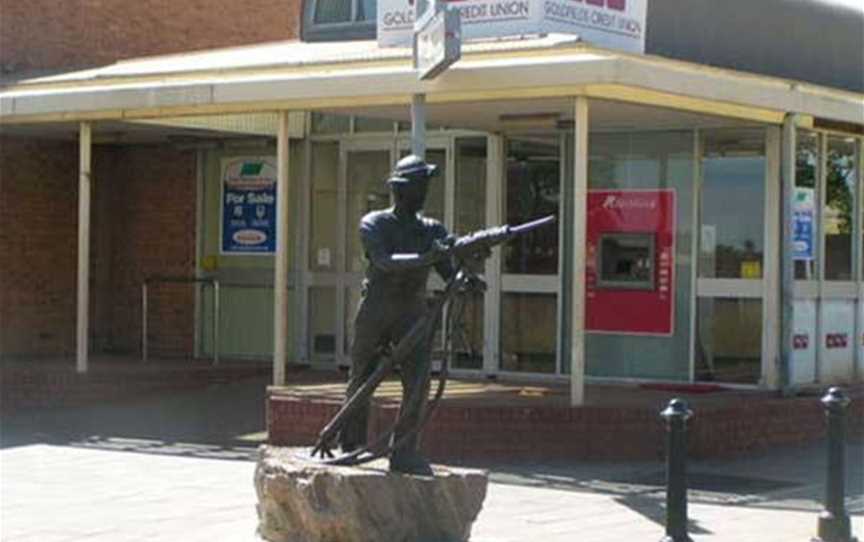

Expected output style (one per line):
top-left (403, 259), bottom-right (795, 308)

top-left (586, 189), bottom-right (676, 336)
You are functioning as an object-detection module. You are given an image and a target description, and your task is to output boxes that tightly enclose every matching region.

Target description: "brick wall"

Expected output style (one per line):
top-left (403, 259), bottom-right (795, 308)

top-left (0, 138), bottom-right (197, 358)
top-left (0, 137), bottom-right (79, 356)
top-left (106, 145), bottom-right (197, 355)
top-left (0, 0), bottom-right (302, 75)
top-left (1, 2), bottom-right (291, 358)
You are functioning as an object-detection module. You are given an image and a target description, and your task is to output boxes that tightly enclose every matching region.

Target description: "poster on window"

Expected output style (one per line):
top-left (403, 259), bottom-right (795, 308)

top-left (793, 187), bottom-right (816, 261)
top-left (858, 295), bottom-right (864, 378)
top-left (221, 157), bottom-right (278, 254)
top-left (586, 189), bottom-right (676, 336)
top-left (792, 299), bottom-right (816, 384)
top-left (819, 300), bottom-right (855, 381)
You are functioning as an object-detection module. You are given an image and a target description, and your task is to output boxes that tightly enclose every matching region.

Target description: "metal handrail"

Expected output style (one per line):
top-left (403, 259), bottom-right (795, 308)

top-left (142, 276), bottom-right (220, 365)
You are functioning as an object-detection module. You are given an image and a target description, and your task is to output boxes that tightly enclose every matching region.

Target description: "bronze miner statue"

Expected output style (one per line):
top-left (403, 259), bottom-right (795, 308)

top-left (311, 154), bottom-right (555, 475)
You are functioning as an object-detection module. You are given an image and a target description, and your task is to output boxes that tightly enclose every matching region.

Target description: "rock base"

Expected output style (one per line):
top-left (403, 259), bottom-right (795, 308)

top-left (255, 446), bottom-right (488, 542)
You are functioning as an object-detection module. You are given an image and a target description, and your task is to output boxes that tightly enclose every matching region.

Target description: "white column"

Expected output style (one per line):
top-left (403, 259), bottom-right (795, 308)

top-left (570, 97), bottom-right (589, 406)
top-left (273, 112), bottom-right (291, 386)
top-left (76, 122), bottom-right (92, 374)
top-left (483, 135), bottom-right (504, 375)
top-left (763, 126), bottom-right (782, 390)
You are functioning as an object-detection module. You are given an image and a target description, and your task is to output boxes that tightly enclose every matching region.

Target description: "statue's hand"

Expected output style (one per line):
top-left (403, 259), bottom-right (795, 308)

top-left (430, 238), bottom-right (453, 261)
top-left (458, 271), bottom-right (487, 293)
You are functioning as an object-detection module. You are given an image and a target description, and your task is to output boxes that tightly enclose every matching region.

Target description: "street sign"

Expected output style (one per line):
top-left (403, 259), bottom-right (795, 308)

top-left (415, 7), bottom-right (461, 80)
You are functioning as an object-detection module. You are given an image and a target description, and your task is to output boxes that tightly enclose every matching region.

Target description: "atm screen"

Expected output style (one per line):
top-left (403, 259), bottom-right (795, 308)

top-left (598, 233), bottom-right (656, 290)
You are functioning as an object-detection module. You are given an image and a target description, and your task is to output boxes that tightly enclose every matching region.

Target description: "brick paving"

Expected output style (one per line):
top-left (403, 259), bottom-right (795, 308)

top-left (1, 376), bottom-right (861, 541)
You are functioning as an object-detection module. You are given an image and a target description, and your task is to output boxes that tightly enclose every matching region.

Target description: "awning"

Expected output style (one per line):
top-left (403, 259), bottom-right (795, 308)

top-left (1, 34), bottom-right (862, 126)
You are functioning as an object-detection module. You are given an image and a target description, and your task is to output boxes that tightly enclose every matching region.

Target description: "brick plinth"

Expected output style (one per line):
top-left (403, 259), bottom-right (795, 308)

top-left (268, 390), bottom-right (864, 463)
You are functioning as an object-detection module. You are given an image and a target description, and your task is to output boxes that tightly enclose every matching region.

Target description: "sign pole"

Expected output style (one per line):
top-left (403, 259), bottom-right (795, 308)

top-left (412, 0), bottom-right (461, 159)
top-left (411, 94), bottom-right (426, 159)
top-left (410, 0), bottom-right (433, 160)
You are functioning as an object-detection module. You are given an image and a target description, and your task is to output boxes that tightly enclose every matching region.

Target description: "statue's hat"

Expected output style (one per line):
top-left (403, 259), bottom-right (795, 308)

top-left (387, 154), bottom-right (438, 184)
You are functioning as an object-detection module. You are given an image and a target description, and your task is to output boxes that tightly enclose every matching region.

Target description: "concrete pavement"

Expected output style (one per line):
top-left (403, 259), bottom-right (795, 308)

top-left (1, 377), bottom-right (861, 541)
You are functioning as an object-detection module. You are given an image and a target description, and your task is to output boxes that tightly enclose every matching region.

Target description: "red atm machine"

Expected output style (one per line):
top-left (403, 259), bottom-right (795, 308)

top-left (586, 189), bottom-right (676, 336)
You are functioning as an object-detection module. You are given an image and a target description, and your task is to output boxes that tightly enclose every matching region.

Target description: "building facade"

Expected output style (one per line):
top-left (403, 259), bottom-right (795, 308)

top-left (1, 0), bottom-right (862, 395)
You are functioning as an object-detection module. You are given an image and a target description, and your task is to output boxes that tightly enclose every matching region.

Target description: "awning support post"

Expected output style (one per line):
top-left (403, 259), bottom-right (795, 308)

top-left (77, 121), bottom-right (92, 374)
top-left (570, 97), bottom-right (589, 406)
top-left (273, 111), bottom-right (291, 386)
top-left (779, 113), bottom-right (799, 395)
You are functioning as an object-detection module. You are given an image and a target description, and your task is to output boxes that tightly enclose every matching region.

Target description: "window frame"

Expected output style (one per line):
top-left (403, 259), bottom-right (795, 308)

top-left (302, 0), bottom-right (376, 42)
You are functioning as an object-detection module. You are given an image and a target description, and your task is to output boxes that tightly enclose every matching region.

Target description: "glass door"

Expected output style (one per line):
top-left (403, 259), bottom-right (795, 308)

top-left (304, 134), bottom-right (481, 369)
top-left (696, 128), bottom-right (768, 384)
top-left (305, 140), bottom-right (394, 367)
top-left (340, 144), bottom-right (395, 367)
top-left (394, 139), bottom-right (451, 364)
top-left (500, 135), bottom-right (562, 374)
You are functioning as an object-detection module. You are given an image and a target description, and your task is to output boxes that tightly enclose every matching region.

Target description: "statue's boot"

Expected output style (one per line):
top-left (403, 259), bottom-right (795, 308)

top-left (389, 450), bottom-right (433, 476)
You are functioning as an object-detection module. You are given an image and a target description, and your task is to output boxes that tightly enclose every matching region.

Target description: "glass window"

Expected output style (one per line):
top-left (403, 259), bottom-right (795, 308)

top-left (424, 149), bottom-right (446, 222)
top-left (455, 137), bottom-right (487, 234)
top-left (308, 142), bottom-right (340, 272)
top-left (309, 287), bottom-right (337, 362)
top-left (500, 293), bottom-right (557, 373)
top-left (824, 136), bottom-right (856, 281)
top-left (700, 129), bottom-right (766, 279)
top-left (696, 298), bottom-right (762, 384)
top-left (311, 112), bottom-right (350, 134)
top-left (344, 286), bottom-right (363, 356)
top-left (357, 0), bottom-right (376, 20)
top-left (503, 136), bottom-right (560, 275)
top-left (451, 292), bottom-right (484, 370)
top-left (397, 147), bottom-right (446, 222)
top-left (346, 150), bottom-right (392, 272)
top-left (585, 130), bottom-right (694, 381)
top-left (795, 131), bottom-right (819, 280)
top-left (313, 0), bottom-right (352, 23)
top-left (860, 140), bottom-right (863, 280)
top-left (453, 137), bottom-right (487, 370)
top-left (303, 0), bottom-right (375, 42)
top-left (354, 116), bottom-right (394, 133)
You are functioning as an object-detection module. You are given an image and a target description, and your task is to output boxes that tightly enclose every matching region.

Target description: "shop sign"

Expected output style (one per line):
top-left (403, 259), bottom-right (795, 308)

top-left (586, 189), bottom-right (676, 336)
top-left (221, 157), bottom-right (278, 254)
top-left (416, 7), bottom-right (462, 80)
top-left (378, 0), bottom-right (646, 54)
top-left (793, 187), bottom-right (815, 261)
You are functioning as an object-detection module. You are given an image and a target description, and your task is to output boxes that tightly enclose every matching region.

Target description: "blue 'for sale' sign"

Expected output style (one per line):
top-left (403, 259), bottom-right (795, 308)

top-left (221, 157), bottom-right (277, 254)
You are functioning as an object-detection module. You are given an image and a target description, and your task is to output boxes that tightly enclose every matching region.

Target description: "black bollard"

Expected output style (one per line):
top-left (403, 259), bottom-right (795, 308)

top-left (660, 398), bottom-right (694, 542)
top-left (814, 387), bottom-right (859, 542)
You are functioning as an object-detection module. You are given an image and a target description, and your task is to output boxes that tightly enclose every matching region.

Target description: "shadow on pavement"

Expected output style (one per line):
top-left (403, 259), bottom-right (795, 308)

top-left (0, 376), bottom-right (270, 461)
top-left (483, 441), bottom-right (863, 520)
